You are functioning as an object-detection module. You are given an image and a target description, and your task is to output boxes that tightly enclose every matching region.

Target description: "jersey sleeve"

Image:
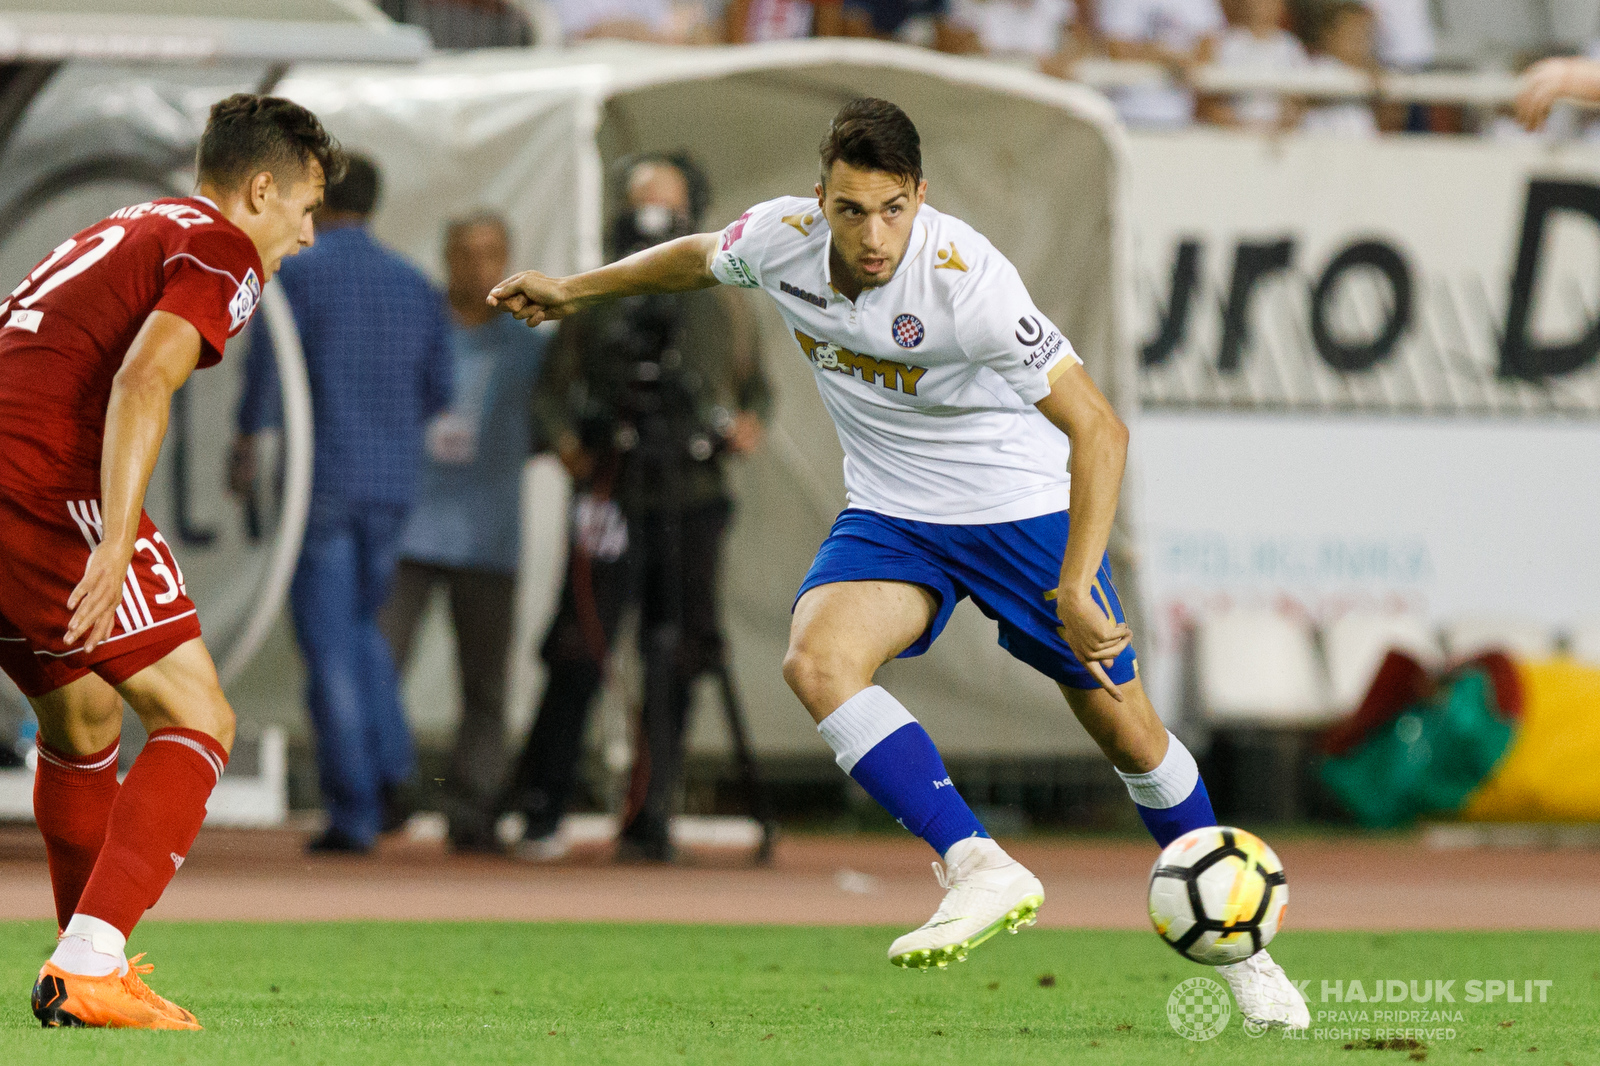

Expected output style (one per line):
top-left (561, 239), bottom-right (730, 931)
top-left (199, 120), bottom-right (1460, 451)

top-left (709, 197), bottom-right (795, 291)
top-left (952, 245), bottom-right (1081, 405)
top-left (153, 225), bottom-right (263, 367)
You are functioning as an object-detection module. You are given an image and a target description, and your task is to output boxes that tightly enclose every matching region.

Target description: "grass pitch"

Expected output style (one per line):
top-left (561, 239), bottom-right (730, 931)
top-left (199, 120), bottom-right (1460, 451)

top-left (0, 923), bottom-right (1591, 1064)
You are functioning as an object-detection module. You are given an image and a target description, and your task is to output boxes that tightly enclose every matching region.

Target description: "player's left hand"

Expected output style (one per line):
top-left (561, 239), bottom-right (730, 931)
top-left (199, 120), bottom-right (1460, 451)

top-left (65, 541), bottom-right (134, 653)
top-left (1052, 587), bottom-right (1131, 702)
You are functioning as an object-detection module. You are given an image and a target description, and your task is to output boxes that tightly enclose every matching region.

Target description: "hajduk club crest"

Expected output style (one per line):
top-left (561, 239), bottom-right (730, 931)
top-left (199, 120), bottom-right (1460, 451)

top-left (892, 313), bottom-right (924, 349)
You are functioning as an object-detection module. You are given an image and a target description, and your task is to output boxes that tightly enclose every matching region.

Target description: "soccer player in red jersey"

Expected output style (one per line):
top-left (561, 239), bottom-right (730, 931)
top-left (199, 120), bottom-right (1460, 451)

top-left (1, 94), bottom-right (343, 1030)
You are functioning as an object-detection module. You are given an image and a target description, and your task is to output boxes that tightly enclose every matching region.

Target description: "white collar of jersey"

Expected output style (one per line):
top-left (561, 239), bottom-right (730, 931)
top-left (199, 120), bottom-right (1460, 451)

top-left (192, 195), bottom-right (218, 210)
top-left (820, 212), bottom-right (931, 300)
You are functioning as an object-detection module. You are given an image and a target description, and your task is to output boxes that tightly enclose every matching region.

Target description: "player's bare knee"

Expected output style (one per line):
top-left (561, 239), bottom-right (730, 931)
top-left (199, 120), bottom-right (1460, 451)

top-left (205, 697), bottom-right (238, 754)
top-left (782, 640), bottom-right (852, 710)
top-left (781, 642), bottom-right (823, 700)
top-left (174, 679), bottom-right (236, 752)
top-left (77, 691), bottom-right (124, 735)
top-left (121, 676), bottom-right (237, 753)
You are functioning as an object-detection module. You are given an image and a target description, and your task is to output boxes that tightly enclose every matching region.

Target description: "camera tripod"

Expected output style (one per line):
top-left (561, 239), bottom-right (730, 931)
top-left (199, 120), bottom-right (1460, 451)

top-left (611, 345), bottom-right (776, 866)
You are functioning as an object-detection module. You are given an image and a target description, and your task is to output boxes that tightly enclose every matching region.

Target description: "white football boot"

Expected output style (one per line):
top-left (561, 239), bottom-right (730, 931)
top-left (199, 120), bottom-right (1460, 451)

top-left (888, 837), bottom-right (1044, 969)
top-left (1217, 949), bottom-right (1310, 1030)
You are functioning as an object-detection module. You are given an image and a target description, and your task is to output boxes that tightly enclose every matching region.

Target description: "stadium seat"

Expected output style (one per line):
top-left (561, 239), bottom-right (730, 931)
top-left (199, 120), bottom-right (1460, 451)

top-left (1440, 617), bottom-right (1557, 660)
top-left (1196, 607), bottom-right (1331, 724)
top-left (1569, 619), bottom-right (1600, 667)
top-left (1321, 609), bottom-right (1442, 712)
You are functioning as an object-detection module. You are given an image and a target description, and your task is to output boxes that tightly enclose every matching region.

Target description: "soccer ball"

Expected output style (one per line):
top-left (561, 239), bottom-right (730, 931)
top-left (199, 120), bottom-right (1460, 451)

top-left (1147, 826), bottom-right (1288, 966)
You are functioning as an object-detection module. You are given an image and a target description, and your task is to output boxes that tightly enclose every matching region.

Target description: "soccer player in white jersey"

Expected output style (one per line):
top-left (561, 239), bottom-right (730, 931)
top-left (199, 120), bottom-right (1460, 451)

top-left (489, 99), bottom-right (1309, 1029)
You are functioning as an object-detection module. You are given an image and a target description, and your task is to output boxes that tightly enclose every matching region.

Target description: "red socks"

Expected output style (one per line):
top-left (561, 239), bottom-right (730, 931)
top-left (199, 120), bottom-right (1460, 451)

top-left (74, 728), bottom-right (226, 938)
top-left (33, 738), bottom-right (121, 930)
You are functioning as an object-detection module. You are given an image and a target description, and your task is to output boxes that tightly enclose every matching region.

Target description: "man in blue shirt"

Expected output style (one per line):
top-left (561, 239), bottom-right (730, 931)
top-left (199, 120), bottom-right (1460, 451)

top-left (232, 156), bottom-right (453, 853)
top-left (380, 213), bottom-right (548, 852)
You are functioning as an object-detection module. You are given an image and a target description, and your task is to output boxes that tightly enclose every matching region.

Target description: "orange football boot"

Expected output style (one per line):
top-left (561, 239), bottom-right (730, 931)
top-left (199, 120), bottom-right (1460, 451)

top-left (32, 953), bottom-right (202, 1030)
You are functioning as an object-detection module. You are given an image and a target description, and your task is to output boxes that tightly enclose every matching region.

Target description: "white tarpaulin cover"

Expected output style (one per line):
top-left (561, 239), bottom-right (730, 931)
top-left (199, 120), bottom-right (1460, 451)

top-left (280, 40), bottom-right (1135, 757)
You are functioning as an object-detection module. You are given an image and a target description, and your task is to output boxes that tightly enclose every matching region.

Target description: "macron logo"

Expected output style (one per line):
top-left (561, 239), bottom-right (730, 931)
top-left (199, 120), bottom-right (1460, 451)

top-left (932, 777), bottom-right (954, 789)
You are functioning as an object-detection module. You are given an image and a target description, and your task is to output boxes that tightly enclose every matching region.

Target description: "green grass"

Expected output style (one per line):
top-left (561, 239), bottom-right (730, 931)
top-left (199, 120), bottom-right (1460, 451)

top-left (0, 923), bottom-right (1593, 1064)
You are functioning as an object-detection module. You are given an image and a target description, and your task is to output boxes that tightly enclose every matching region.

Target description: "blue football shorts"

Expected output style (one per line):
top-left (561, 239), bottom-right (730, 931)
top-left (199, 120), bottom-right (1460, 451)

top-left (795, 508), bottom-right (1138, 690)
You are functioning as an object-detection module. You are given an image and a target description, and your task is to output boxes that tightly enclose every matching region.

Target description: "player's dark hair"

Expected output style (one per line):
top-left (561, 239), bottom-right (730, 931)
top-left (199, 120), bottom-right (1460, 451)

top-left (324, 154), bottom-right (381, 216)
top-left (818, 99), bottom-right (922, 188)
top-left (196, 93), bottom-right (346, 192)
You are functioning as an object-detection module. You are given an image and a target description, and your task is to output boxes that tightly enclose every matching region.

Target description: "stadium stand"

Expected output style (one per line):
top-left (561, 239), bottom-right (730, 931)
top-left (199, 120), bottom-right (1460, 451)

top-left (1321, 609), bottom-right (1441, 711)
top-left (1442, 616), bottom-right (1560, 660)
top-left (1196, 607), bottom-right (1331, 724)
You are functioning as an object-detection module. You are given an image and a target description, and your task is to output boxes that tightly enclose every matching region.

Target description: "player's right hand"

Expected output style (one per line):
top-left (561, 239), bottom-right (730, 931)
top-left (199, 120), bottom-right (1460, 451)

top-left (65, 541), bottom-right (134, 654)
top-left (487, 271), bottom-right (578, 326)
top-left (1052, 587), bottom-right (1132, 702)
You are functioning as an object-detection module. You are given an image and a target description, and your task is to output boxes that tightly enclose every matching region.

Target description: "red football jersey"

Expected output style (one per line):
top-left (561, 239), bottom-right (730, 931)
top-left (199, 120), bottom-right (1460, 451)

top-left (0, 196), bottom-right (263, 497)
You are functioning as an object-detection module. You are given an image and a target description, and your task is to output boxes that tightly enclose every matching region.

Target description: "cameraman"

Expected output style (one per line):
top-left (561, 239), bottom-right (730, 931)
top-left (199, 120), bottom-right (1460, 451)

top-left (503, 154), bottom-right (771, 862)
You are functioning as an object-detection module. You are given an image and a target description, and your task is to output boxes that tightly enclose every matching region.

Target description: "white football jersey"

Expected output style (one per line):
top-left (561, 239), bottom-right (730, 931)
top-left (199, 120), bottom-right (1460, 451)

top-left (711, 195), bottom-right (1080, 524)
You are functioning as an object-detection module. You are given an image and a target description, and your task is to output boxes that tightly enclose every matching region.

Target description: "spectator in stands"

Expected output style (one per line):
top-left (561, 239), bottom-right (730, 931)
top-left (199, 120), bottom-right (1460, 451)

top-left (378, 0), bottom-right (535, 48)
top-left (380, 213), bottom-right (550, 853)
top-left (232, 156), bottom-right (453, 854)
top-left (1364, 0), bottom-right (1433, 72)
top-left (1297, 0), bottom-right (1380, 137)
top-left (841, 0), bottom-right (964, 49)
top-left (725, 0), bottom-right (847, 39)
top-left (1206, 0), bottom-right (1307, 130)
top-left (1100, 0), bottom-right (1226, 128)
top-left (550, 0), bottom-right (719, 43)
top-left (945, 0), bottom-right (1082, 78)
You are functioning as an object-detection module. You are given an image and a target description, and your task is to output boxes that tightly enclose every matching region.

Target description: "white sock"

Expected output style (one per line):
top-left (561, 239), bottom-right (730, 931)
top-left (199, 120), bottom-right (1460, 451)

top-left (1116, 731), bottom-right (1200, 809)
top-left (943, 835), bottom-right (1011, 869)
top-left (815, 686), bottom-right (915, 773)
top-left (51, 914), bottom-right (129, 977)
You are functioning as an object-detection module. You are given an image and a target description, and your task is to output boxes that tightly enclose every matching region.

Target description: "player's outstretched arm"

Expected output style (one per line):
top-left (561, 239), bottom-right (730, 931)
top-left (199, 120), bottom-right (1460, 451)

top-left (1516, 57), bottom-right (1600, 131)
top-left (487, 231), bottom-right (722, 327)
top-left (1035, 363), bottom-right (1133, 700)
top-left (65, 310), bottom-right (203, 653)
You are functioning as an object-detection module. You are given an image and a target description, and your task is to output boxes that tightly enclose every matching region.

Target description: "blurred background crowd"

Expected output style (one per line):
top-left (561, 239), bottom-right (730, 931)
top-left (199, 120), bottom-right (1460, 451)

top-left (376, 0), bottom-right (1600, 137)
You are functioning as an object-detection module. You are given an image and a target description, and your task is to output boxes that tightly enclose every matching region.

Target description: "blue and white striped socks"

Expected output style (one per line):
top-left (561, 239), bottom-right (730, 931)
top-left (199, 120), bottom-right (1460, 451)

top-left (819, 692), bottom-right (1212, 854)
top-left (1117, 731), bottom-right (1217, 847)
top-left (817, 686), bottom-right (989, 857)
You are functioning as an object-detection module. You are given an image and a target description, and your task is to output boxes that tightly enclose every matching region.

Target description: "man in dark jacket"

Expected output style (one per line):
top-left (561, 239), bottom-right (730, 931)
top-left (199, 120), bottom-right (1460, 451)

top-left (502, 154), bottom-right (771, 861)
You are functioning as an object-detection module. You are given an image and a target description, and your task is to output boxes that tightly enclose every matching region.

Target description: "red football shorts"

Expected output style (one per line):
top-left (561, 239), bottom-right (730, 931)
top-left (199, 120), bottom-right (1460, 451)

top-left (0, 490), bottom-right (202, 697)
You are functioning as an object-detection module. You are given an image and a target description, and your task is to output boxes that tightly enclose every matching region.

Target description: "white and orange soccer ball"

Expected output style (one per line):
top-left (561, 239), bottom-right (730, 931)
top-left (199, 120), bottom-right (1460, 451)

top-left (1147, 826), bottom-right (1288, 966)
